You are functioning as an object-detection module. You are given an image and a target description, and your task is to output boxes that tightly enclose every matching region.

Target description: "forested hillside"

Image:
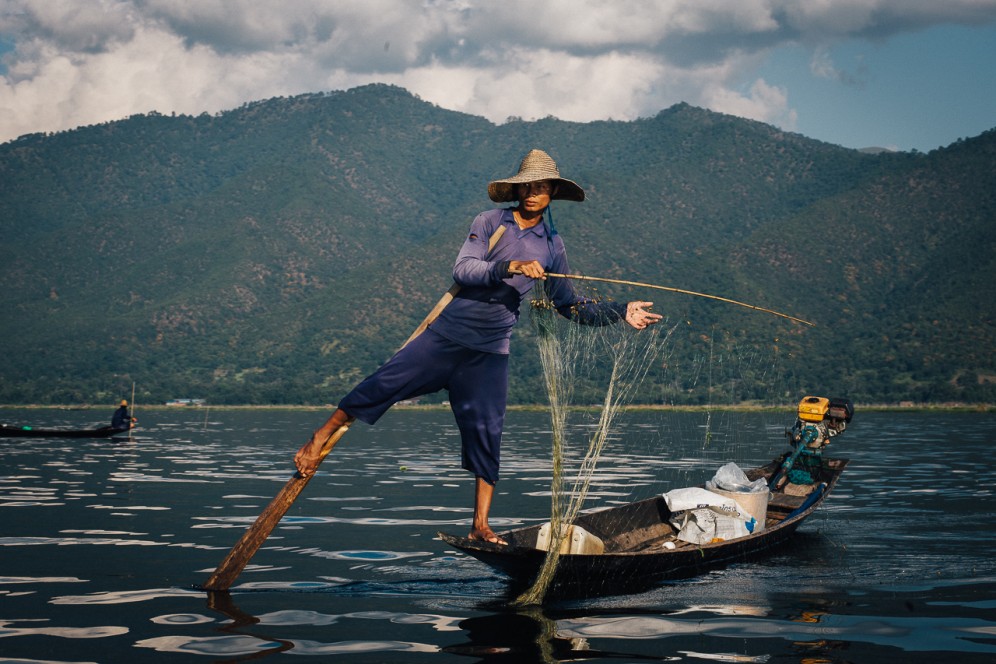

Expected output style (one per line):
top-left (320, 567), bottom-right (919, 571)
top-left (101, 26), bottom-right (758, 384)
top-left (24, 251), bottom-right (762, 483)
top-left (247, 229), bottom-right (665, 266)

top-left (1, 84), bottom-right (993, 406)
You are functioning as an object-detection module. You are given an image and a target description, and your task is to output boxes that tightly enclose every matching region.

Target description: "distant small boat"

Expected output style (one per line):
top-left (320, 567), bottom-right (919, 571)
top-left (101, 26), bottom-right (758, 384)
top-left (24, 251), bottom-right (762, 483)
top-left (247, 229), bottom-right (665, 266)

top-left (0, 424), bottom-right (130, 438)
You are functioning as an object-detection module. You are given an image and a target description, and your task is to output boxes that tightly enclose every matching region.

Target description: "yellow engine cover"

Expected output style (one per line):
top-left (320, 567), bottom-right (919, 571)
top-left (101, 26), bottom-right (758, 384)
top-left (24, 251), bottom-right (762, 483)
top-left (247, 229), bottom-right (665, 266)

top-left (798, 396), bottom-right (830, 422)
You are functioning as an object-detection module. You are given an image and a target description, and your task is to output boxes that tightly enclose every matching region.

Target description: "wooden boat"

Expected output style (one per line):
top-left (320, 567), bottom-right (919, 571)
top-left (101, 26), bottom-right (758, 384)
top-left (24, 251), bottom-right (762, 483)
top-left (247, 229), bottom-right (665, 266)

top-left (0, 423), bottom-right (130, 438)
top-left (438, 454), bottom-right (848, 598)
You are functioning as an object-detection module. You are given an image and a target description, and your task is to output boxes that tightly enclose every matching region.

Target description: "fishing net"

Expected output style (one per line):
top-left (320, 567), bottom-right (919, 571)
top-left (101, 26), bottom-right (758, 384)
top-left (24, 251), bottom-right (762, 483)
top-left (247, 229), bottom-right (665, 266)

top-left (512, 285), bottom-right (672, 606)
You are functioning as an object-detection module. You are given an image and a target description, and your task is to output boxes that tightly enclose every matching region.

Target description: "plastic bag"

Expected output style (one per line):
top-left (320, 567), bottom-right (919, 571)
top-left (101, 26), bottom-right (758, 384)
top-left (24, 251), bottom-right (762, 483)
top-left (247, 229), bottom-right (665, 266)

top-left (706, 462), bottom-right (768, 494)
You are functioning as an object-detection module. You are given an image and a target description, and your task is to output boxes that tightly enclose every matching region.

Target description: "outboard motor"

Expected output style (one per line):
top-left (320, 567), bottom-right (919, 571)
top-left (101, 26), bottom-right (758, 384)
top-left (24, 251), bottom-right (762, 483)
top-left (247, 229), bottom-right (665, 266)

top-left (771, 396), bottom-right (854, 489)
top-left (788, 396), bottom-right (853, 451)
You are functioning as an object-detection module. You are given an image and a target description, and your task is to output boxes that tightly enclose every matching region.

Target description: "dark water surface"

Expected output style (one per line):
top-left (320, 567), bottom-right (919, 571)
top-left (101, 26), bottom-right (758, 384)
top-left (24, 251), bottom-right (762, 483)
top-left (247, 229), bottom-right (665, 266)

top-left (1, 406), bottom-right (994, 663)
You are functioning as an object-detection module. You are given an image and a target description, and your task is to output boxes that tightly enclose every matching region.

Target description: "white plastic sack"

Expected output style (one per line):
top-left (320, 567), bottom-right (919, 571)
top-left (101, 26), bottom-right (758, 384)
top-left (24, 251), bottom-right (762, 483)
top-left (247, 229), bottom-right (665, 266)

top-left (672, 507), bottom-right (751, 544)
top-left (664, 487), bottom-right (742, 514)
top-left (663, 487), bottom-right (756, 544)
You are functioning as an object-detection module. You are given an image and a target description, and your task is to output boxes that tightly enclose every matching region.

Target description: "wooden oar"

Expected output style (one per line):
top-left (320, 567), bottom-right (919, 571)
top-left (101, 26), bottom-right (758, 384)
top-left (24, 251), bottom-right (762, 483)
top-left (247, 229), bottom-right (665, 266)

top-left (401, 224), bottom-right (507, 347)
top-left (200, 423), bottom-right (351, 591)
top-left (401, 283), bottom-right (460, 349)
top-left (199, 225), bottom-right (507, 592)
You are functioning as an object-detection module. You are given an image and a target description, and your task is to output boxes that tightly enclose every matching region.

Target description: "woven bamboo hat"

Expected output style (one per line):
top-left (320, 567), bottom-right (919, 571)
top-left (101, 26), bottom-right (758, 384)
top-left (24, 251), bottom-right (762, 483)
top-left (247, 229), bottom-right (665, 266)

top-left (488, 149), bottom-right (585, 203)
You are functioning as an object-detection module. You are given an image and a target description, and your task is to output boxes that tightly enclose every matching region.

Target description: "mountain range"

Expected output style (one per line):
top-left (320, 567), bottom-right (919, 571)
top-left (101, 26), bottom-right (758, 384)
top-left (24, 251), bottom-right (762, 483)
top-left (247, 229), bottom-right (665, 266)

top-left (1, 84), bottom-right (993, 407)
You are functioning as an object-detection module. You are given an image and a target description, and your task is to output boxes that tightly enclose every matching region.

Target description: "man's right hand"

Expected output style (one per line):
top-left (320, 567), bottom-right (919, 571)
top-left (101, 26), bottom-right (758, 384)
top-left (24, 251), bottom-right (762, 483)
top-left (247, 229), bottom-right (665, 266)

top-left (508, 260), bottom-right (546, 279)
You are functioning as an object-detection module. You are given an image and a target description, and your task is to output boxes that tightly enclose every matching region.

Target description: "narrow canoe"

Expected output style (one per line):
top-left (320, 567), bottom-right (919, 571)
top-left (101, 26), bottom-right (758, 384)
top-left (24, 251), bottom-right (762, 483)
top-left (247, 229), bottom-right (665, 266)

top-left (439, 454), bottom-right (847, 598)
top-left (0, 424), bottom-right (130, 438)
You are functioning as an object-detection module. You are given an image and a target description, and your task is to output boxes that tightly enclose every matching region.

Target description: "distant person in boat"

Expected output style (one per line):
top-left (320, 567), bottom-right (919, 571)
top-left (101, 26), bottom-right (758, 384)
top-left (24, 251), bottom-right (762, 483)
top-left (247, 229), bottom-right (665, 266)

top-left (295, 149), bottom-right (662, 545)
top-left (111, 400), bottom-right (135, 431)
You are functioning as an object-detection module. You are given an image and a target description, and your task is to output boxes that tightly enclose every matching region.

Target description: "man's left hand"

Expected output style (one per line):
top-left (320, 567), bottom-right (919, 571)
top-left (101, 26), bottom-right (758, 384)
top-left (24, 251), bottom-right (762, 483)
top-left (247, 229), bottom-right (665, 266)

top-left (625, 301), bottom-right (662, 330)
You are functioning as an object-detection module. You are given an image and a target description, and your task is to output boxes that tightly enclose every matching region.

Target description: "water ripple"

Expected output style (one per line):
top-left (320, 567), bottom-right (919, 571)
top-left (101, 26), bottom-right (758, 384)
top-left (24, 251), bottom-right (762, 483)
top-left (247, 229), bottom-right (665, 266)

top-left (0, 576), bottom-right (87, 585)
top-left (557, 612), bottom-right (996, 654)
top-left (134, 634), bottom-right (283, 657)
top-left (50, 587), bottom-right (202, 605)
top-left (0, 619), bottom-right (128, 639)
top-left (1, 408), bottom-right (993, 662)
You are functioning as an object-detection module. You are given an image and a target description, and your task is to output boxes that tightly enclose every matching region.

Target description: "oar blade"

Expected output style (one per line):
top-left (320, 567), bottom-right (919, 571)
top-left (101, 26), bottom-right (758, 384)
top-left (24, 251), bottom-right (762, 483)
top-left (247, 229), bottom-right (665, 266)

top-left (200, 472), bottom-right (314, 591)
top-left (199, 424), bottom-right (350, 591)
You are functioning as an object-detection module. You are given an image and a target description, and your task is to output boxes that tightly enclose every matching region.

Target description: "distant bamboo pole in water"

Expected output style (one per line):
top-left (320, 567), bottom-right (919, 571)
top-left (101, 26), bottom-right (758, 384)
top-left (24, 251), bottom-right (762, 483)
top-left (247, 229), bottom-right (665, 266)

top-left (130, 382), bottom-right (136, 441)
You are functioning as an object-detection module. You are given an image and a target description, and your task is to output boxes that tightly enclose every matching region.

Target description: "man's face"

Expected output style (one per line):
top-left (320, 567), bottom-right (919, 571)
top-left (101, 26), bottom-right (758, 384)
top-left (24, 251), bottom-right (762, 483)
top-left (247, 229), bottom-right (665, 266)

top-left (516, 180), bottom-right (554, 212)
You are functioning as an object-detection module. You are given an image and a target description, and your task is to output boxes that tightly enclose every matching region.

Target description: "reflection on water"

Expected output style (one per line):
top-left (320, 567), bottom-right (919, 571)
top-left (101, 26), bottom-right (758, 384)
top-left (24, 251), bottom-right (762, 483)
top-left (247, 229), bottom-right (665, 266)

top-left (556, 606), bottom-right (996, 654)
top-left (1, 407), bottom-right (995, 662)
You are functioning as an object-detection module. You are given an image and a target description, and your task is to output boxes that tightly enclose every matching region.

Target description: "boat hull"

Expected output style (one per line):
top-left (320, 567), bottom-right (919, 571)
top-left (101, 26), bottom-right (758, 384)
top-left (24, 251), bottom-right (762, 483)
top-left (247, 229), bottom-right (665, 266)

top-left (0, 424), bottom-right (129, 438)
top-left (439, 456), bottom-right (847, 598)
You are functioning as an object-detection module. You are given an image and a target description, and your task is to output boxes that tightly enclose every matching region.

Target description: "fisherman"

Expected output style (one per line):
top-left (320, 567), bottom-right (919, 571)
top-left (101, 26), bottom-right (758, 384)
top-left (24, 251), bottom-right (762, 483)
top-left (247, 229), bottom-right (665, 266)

top-left (294, 149), bottom-right (662, 544)
top-left (111, 400), bottom-right (135, 431)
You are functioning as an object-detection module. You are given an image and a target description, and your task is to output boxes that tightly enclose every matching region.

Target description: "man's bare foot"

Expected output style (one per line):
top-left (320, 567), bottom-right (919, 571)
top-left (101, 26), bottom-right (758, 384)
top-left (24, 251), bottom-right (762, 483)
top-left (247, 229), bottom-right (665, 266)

top-left (469, 528), bottom-right (507, 545)
top-left (294, 409), bottom-right (354, 477)
top-left (294, 436), bottom-right (324, 477)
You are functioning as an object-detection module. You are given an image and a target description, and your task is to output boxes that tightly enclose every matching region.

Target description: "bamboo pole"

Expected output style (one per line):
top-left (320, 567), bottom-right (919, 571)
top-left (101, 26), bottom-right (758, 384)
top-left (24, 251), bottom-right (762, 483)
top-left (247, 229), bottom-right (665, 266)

top-left (199, 225), bottom-right (508, 592)
top-left (130, 382), bottom-right (136, 441)
top-left (542, 272), bottom-right (815, 327)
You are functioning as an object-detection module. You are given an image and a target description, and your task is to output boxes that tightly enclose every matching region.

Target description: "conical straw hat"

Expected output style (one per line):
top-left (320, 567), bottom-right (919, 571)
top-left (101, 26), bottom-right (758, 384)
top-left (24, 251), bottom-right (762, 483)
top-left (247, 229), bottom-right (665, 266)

top-left (487, 149), bottom-right (585, 203)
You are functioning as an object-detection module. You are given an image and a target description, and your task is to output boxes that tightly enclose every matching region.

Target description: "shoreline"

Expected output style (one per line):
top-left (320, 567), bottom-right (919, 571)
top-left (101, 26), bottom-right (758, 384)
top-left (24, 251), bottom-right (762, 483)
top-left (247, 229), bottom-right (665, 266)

top-left (2, 402), bottom-right (993, 413)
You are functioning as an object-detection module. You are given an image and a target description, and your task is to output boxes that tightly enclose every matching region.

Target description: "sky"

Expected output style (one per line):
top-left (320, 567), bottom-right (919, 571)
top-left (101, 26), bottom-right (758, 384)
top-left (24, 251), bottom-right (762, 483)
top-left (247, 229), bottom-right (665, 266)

top-left (1, 0), bottom-right (995, 152)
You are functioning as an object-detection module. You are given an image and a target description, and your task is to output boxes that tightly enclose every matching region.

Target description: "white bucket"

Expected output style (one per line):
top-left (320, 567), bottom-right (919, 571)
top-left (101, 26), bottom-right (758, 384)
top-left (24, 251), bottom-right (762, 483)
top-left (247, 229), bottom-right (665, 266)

top-left (535, 523), bottom-right (605, 555)
top-left (708, 487), bottom-right (769, 532)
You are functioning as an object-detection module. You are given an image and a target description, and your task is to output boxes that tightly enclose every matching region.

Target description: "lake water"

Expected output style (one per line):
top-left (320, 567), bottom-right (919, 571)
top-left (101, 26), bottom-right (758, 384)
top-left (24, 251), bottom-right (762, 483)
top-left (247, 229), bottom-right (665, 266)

top-left (1, 406), bottom-right (994, 663)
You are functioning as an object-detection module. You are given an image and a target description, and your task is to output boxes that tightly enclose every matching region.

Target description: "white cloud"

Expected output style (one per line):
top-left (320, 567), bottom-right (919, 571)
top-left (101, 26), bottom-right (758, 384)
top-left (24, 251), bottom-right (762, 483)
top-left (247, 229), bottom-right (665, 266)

top-left (397, 48), bottom-right (668, 124)
top-left (809, 47), bottom-right (867, 89)
top-left (5, 0), bottom-right (137, 53)
top-left (704, 77), bottom-right (797, 130)
top-left (1, 0), bottom-right (995, 143)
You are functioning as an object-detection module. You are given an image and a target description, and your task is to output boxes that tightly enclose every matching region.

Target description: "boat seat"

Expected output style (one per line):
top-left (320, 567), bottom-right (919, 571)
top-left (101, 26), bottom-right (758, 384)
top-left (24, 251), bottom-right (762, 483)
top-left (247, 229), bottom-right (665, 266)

top-left (767, 492), bottom-right (807, 511)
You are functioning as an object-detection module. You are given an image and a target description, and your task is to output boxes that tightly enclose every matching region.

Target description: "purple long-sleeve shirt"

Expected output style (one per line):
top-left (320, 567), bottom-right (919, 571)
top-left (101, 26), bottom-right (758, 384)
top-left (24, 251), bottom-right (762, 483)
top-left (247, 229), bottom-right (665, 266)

top-left (430, 208), bottom-right (626, 354)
